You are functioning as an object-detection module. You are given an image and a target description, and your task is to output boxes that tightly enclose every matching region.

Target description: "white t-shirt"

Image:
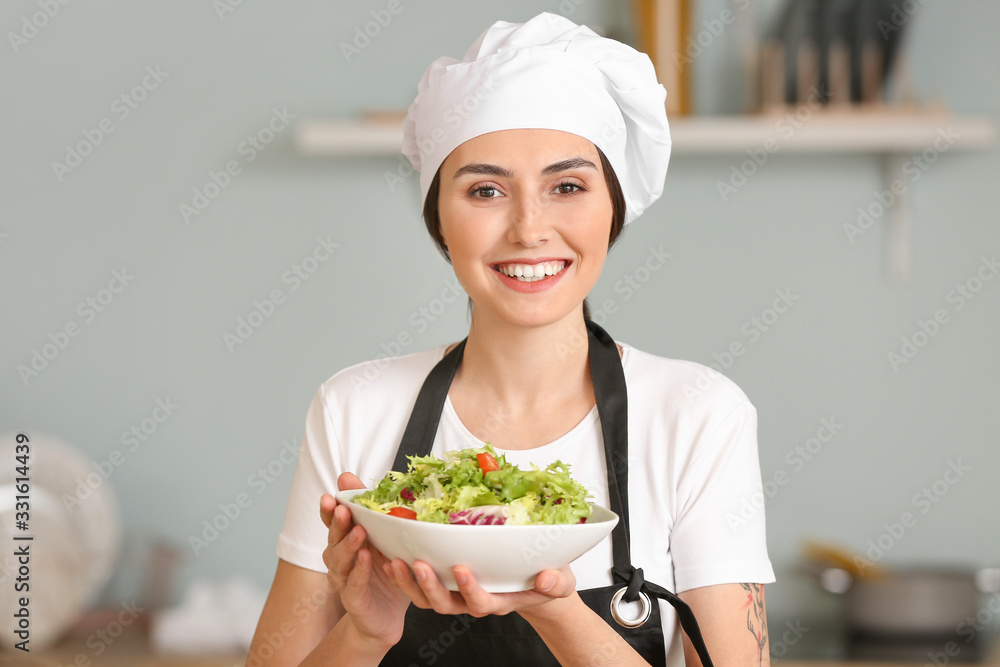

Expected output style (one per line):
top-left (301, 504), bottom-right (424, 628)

top-left (276, 338), bottom-right (775, 664)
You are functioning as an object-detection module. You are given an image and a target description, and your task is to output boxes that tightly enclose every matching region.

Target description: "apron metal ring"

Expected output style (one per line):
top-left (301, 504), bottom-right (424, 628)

top-left (610, 587), bottom-right (652, 628)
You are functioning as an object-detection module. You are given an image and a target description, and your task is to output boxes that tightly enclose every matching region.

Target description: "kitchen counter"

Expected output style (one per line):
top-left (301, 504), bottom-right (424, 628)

top-left (6, 622), bottom-right (999, 666)
top-left (0, 638), bottom-right (934, 667)
top-left (0, 638), bottom-right (961, 667)
top-left (1, 622), bottom-right (246, 667)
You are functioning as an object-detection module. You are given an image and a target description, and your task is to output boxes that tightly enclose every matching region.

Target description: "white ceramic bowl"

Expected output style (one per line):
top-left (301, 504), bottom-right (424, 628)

top-left (335, 489), bottom-right (619, 592)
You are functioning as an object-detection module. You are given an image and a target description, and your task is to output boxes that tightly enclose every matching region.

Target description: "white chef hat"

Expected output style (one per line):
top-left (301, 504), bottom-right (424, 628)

top-left (402, 12), bottom-right (671, 225)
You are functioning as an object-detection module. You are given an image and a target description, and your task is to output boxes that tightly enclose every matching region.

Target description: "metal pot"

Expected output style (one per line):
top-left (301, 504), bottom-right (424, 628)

top-left (815, 565), bottom-right (1000, 662)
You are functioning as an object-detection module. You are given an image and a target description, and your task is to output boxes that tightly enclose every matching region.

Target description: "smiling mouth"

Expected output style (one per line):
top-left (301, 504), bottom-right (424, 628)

top-left (492, 260), bottom-right (569, 282)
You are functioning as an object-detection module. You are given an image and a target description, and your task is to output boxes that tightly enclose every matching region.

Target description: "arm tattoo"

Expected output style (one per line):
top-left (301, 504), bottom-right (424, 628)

top-left (740, 583), bottom-right (767, 666)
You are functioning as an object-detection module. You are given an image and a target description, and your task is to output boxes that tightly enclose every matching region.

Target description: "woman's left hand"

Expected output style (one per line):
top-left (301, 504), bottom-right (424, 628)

top-left (383, 558), bottom-right (576, 617)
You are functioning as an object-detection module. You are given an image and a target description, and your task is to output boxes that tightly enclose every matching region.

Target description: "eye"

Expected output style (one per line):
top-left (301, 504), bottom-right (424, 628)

top-left (470, 184), bottom-right (501, 199)
top-left (555, 181), bottom-right (585, 195)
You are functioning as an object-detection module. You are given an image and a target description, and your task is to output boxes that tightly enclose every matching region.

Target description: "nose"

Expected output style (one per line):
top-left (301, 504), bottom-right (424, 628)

top-left (506, 194), bottom-right (548, 247)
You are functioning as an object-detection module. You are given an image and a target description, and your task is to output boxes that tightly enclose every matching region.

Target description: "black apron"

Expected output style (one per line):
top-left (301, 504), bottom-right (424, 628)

top-left (380, 319), bottom-right (714, 667)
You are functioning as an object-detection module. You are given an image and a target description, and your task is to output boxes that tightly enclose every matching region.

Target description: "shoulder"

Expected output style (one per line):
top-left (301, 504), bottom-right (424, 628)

top-left (619, 340), bottom-right (755, 423)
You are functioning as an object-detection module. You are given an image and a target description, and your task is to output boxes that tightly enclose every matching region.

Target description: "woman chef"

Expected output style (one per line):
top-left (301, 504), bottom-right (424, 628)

top-left (249, 12), bottom-right (775, 667)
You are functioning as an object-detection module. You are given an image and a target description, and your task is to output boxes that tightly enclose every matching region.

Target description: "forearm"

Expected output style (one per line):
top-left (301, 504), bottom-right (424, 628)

top-left (679, 583), bottom-right (771, 667)
top-left (519, 593), bottom-right (649, 666)
top-left (299, 615), bottom-right (393, 667)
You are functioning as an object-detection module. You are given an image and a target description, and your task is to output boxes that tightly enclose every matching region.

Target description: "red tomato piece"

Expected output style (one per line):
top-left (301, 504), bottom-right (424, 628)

top-left (387, 507), bottom-right (417, 520)
top-left (477, 452), bottom-right (500, 474)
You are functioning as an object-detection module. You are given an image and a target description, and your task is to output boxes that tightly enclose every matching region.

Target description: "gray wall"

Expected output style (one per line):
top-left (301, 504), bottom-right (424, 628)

top-left (3, 0), bottom-right (998, 636)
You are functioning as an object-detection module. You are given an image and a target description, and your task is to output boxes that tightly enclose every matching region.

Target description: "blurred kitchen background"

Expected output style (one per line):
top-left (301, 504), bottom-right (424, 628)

top-left (2, 0), bottom-right (998, 663)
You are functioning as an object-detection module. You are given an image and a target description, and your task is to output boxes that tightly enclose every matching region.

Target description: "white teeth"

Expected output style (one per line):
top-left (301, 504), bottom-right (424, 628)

top-left (496, 260), bottom-right (567, 281)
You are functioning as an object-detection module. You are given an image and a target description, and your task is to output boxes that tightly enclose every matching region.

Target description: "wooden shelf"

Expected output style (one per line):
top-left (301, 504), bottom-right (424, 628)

top-left (294, 111), bottom-right (995, 156)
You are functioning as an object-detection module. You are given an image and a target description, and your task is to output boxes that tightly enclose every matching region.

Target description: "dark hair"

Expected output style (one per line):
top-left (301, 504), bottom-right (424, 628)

top-left (422, 146), bottom-right (627, 321)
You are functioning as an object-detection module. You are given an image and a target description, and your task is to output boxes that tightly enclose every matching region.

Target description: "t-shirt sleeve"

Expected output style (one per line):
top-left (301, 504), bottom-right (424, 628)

top-left (275, 385), bottom-right (340, 573)
top-left (670, 399), bottom-right (776, 593)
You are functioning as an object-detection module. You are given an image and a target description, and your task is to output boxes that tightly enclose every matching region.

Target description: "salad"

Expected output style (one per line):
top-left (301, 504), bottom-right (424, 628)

top-left (351, 444), bottom-right (593, 525)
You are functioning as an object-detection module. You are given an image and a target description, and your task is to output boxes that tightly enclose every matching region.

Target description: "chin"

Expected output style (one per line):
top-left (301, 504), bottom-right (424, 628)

top-left (480, 302), bottom-right (584, 329)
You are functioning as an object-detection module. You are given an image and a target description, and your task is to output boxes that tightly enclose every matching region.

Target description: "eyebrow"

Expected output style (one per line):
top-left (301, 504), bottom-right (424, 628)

top-left (452, 163), bottom-right (514, 179)
top-left (452, 157), bottom-right (598, 180)
top-left (541, 157), bottom-right (598, 175)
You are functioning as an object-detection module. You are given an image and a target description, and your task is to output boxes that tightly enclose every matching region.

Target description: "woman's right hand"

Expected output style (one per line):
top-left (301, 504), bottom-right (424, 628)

top-left (320, 472), bottom-right (411, 647)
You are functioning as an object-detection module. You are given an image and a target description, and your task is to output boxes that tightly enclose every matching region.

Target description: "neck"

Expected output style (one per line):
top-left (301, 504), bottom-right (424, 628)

top-left (456, 308), bottom-right (593, 415)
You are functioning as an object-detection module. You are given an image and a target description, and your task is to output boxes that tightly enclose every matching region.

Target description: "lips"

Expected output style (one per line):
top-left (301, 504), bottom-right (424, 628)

top-left (490, 259), bottom-right (572, 294)
top-left (493, 260), bottom-right (569, 281)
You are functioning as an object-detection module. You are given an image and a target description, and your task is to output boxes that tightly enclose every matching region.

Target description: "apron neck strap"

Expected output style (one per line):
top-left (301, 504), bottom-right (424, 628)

top-left (583, 319), bottom-right (635, 577)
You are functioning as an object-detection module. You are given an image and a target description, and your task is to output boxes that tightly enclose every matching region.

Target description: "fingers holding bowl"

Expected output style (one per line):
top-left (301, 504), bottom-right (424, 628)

top-left (384, 559), bottom-right (457, 604)
top-left (384, 558), bottom-right (575, 619)
top-left (321, 498), bottom-right (368, 591)
top-left (413, 561), bottom-right (474, 613)
top-left (320, 493), bottom-right (355, 549)
top-left (319, 493), bottom-right (335, 529)
top-left (451, 566), bottom-right (504, 617)
top-left (535, 566), bottom-right (576, 598)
